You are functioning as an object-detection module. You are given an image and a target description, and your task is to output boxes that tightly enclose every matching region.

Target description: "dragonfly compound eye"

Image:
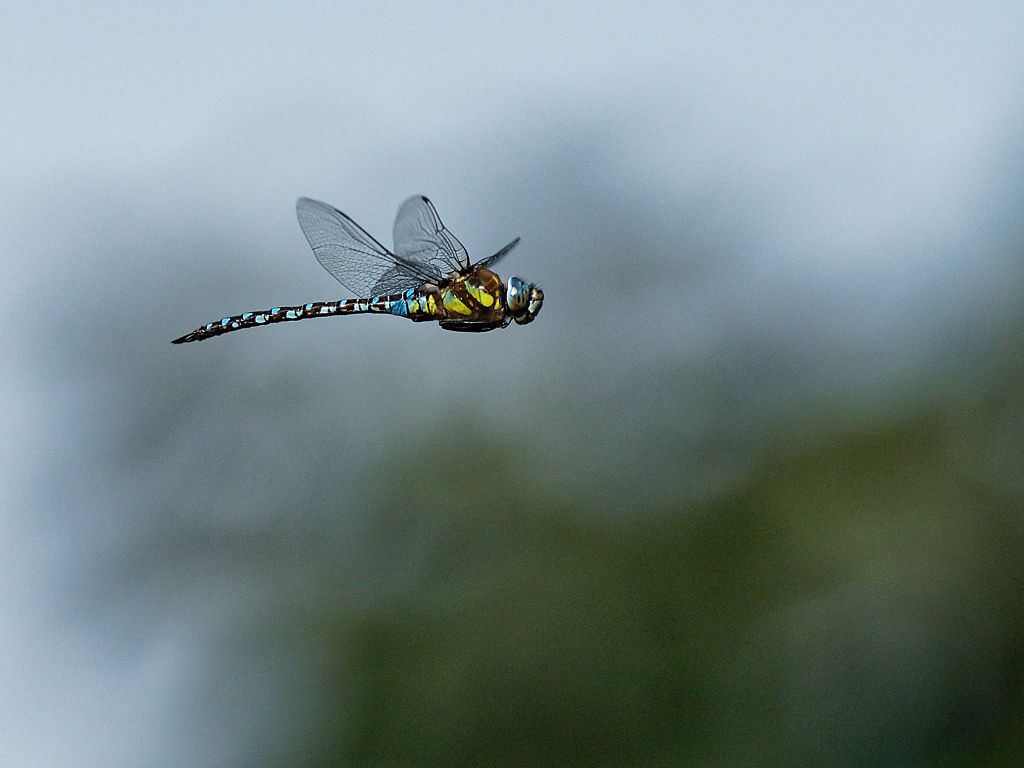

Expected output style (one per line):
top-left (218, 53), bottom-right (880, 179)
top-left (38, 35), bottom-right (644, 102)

top-left (506, 276), bottom-right (530, 313)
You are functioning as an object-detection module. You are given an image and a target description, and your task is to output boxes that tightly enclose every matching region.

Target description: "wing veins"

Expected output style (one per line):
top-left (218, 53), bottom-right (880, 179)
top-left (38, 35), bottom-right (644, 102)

top-left (297, 197), bottom-right (440, 297)
top-left (393, 195), bottom-right (470, 276)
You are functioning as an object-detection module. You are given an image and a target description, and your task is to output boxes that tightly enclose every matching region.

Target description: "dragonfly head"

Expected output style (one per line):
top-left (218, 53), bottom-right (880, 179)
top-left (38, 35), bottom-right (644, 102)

top-left (506, 277), bottom-right (544, 325)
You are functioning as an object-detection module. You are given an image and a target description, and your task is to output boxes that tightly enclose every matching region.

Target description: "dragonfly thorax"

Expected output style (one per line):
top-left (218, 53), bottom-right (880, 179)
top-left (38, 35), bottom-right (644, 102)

top-left (437, 269), bottom-right (506, 325)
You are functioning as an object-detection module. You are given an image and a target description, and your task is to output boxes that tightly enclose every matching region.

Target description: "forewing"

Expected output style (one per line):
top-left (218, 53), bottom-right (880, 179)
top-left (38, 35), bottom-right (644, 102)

top-left (471, 237), bottom-right (520, 271)
top-left (393, 195), bottom-right (470, 275)
top-left (296, 198), bottom-right (439, 297)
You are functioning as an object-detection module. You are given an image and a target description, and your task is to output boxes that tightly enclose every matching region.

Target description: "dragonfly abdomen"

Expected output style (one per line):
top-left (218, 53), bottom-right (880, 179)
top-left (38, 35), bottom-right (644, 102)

top-left (372, 287), bottom-right (442, 322)
top-left (172, 298), bottom-right (372, 344)
top-left (170, 290), bottom-right (442, 344)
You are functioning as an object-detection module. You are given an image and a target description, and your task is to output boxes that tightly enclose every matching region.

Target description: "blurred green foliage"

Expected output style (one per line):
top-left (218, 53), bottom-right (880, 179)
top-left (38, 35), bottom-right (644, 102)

top-left (234, 348), bottom-right (1023, 767)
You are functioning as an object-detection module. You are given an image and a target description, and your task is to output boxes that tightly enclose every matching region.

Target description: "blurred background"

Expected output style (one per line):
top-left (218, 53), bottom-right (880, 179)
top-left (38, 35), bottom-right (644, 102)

top-left (3, 2), bottom-right (1023, 766)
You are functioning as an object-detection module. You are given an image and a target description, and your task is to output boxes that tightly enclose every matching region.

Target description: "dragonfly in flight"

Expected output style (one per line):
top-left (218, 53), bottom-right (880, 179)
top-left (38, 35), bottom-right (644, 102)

top-left (172, 196), bottom-right (543, 344)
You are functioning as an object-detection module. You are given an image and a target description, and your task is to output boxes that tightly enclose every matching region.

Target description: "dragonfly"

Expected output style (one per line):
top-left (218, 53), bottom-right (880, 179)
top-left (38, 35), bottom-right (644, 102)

top-left (171, 195), bottom-right (543, 344)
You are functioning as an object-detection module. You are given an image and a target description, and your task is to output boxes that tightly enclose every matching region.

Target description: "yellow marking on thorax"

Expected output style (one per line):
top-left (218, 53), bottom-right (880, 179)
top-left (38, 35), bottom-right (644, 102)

top-left (464, 280), bottom-right (496, 308)
top-left (442, 291), bottom-right (472, 316)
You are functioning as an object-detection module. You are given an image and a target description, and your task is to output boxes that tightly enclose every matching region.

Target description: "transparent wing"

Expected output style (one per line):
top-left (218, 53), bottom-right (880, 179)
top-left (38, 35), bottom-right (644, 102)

top-left (393, 195), bottom-right (470, 276)
top-left (368, 265), bottom-right (432, 296)
top-left (471, 237), bottom-right (520, 272)
top-left (296, 198), bottom-right (441, 298)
